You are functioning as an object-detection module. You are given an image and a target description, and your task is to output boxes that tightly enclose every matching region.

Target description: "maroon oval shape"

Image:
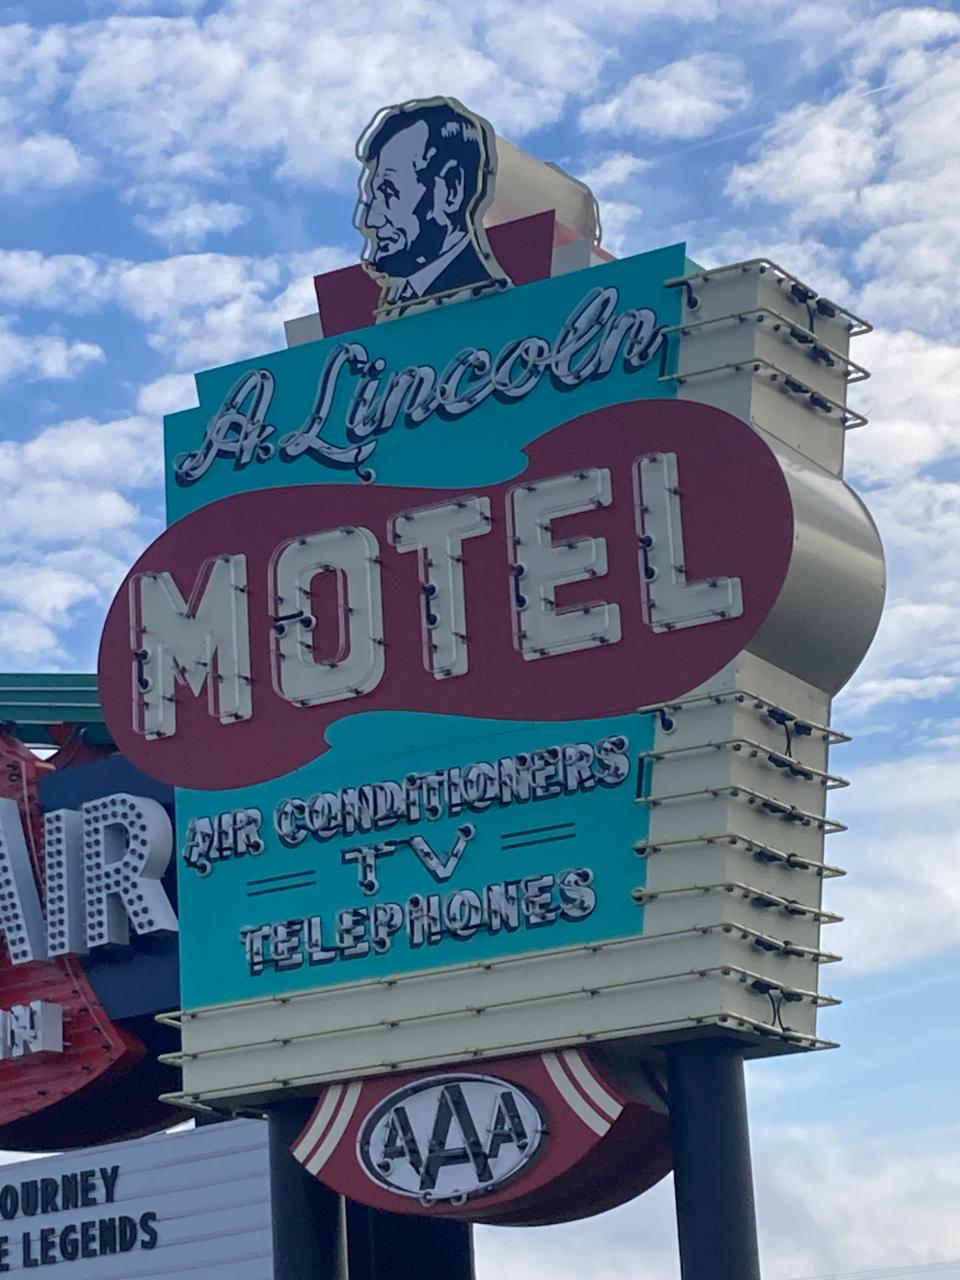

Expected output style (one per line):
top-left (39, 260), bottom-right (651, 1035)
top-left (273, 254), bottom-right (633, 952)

top-left (98, 399), bottom-right (794, 791)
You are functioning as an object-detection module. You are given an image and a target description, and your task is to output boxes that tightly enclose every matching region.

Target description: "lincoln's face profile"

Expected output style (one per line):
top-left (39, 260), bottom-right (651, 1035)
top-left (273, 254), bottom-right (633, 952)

top-left (355, 98), bottom-right (509, 313)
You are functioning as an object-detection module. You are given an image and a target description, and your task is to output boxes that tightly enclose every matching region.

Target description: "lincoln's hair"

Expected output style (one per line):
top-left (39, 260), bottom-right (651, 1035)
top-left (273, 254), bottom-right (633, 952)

top-left (363, 101), bottom-right (487, 220)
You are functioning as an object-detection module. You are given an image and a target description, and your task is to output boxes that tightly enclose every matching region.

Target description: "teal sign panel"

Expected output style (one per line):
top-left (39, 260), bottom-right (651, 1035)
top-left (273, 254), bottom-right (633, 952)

top-left (164, 245), bottom-right (685, 517)
top-left (176, 711), bottom-right (655, 1008)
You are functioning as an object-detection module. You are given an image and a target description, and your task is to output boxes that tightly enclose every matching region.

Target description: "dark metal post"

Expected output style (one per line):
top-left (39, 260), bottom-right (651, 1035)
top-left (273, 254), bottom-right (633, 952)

top-left (665, 1038), bottom-right (762, 1280)
top-left (345, 1200), bottom-right (475, 1280)
top-left (269, 1100), bottom-right (346, 1280)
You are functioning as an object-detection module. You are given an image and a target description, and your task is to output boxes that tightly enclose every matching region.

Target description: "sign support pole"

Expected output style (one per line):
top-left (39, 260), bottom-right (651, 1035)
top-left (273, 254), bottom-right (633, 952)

top-left (269, 1100), bottom-right (346, 1280)
top-left (665, 1039), bottom-right (762, 1280)
top-left (346, 1202), bottom-right (475, 1280)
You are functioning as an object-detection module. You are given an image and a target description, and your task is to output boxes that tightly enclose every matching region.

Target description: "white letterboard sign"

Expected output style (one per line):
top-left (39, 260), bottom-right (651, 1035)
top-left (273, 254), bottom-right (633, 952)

top-left (0, 1120), bottom-right (270, 1279)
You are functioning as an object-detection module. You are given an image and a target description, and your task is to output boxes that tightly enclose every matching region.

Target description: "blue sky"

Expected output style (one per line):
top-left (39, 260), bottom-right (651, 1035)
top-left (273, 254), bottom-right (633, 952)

top-left (1, 1), bottom-right (959, 1277)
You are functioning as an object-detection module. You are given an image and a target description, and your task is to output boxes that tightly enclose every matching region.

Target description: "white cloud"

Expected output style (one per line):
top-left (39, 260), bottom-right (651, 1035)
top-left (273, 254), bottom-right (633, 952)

top-left (86, 0), bottom-right (207, 10)
top-left (55, 4), bottom-right (594, 188)
top-left (2, 481), bottom-right (138, 543)
top-left (594, 200), bottom-right (645, 257)
top-left (578, 152), bottom-right (651, 194)
top-left (844, 673), bottom-right (960, 715)
top-left (571, 155), bottom-right (652, 255)
top-left (0, 24), bottom-right (70, 110)
top-left (0, 243), bottom-right (351, 375)
top-left (0, 24), bottom-right (90, 196)
top-left (846, 4), bottom-right (960, 76)
top-left (0, 249), bottom-right (272, 367)
top-left (43, 545), bottom-right (139, 600)
top-left (753, 1133), bottom-right (960, 1278)
top-left (853, 44), bottom-right (960, 334)
top-left (477, 1182), bottom-right (678, 1280)
top-left (834, 475), bottom-right (960, 732)
top-left (847, 329), bottom-right (960, 482)
top-left (726, 91), bottom-right (886, 222)
top-left (484, 11), bottom-right (605, 95)
top-left (0, 565), bottom-right (98, 623)
top-left (0, 411), bottom-right (166, 667)
top-left (0, 611), bottom-right (64, 668)
top-left (113, 251), bottom-right (277, 322)
top-left (1, 18), bottom-right (959, 1265)
top-left (0, 3), bottom-right (783, 204)
top-left (477, 1133), bottom-right (960, 1280)
top-left (722, 36), bottom-right (960, 337)
top-left (837, 478), bottom-right (960, 722)
top-left (0, 250), bottom-right (110, 312)
top-left (548, 0), bottom-right (719, 18)
top-left (15, 416), bottom-right (163, 488)
top-left (125, 267), bottom-right (283, 367)
top-left (136, 197), bottom-right (250, 247)
top-left (690, 230), bottom-right (853, 303)
top-left (774, 1), bottom-right (874, 67)
top-left (811, 581), bottom-right (960, 978)
top-left (844, 840), bottom-right (960, 922)
top-left (0, 322), bottom-right (104, 385)
top-left (136, 372), bottom-right (199, 417)
top-left (105, 248), bottom-right (354, 367)
top-left (828, 752), bottom-right (960, 973)
top-left (704, 36), bottom-right (960, 740)
top-left (103, 251), bottom-right (285, 366)
top-left (581, 54), bottom-right (751, 139)
top-left (0, 131), bottom-right (90, 195)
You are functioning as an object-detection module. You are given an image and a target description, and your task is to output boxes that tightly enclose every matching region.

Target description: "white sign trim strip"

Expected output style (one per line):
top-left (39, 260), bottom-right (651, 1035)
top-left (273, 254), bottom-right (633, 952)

top-left (305, 1082), bottom-right (363, 1176)
top-left (292, 1083), bottom-right (343, 1164)
top-left (560, 1048), bottom-right (623, 1123)
top-left (542, 1051), bottom-right (611, 1137)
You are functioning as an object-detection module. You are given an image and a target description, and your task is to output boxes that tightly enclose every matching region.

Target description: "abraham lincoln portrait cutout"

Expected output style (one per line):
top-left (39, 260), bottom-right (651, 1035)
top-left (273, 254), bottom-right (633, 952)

top-left (355, 97), bottom-right (511, 319)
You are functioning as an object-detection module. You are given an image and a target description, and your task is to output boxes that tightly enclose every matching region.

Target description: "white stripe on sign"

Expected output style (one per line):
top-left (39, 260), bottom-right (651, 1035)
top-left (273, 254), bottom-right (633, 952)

top-left (293, 1084), bottom-right (343, 1165)
top-left (542, 1052), bottom-right (610, 1137)
top-left (305, 1082), bottom-right (363, 1176)
top-left (561, 1049), bottom-right (623, 1123)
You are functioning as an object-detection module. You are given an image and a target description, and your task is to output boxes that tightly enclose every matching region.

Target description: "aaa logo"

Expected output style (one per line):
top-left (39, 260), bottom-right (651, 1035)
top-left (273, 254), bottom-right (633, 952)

top-left (358, 1074), bottom-right (545, 1204)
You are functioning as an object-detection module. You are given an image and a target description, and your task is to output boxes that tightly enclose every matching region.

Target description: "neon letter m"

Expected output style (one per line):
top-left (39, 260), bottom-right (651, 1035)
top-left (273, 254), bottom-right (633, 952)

top-left (130, 555), bottom-right (252, 740)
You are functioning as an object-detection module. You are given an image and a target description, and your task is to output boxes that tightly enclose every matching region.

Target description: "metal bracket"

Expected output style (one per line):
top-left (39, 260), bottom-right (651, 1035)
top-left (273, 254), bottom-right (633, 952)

top-left (659, 356), bottom-right (868, 429)
top-left (709, 1012), bottom-right (838, 1051)
top-left (639, 688), bottom-right (849, 746)
top-left (633, 831), bottom-right (846, 879)
top-left (661, 308), bottom-right (870, 383)
top-left (631, 881), bottom-right (842, 924)
top-left (663, 258), bottom-right (872, 336)
top-left (637, 783), bottom-right (845, 834)
top-left (640, 737), bottom-right (848, 790)
top-left (706, 921), bottom-right (841, 965)
top-left (717, 965), bottom-right (839, 1009)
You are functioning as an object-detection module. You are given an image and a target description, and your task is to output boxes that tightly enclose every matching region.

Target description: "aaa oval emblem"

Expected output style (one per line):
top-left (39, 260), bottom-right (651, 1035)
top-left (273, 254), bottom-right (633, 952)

top-left (357, 1073), bottom-right (546, 1205)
